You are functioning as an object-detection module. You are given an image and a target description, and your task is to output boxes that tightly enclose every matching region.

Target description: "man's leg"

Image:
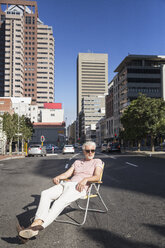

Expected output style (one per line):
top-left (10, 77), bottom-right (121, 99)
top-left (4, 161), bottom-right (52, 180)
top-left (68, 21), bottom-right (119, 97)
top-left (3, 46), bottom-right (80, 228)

top-left (42, 182), bottom-right (86, 228)
top-left (19, 184), bottom-right (64, 239)
top-left (34, 183), bottom-right (64, 223)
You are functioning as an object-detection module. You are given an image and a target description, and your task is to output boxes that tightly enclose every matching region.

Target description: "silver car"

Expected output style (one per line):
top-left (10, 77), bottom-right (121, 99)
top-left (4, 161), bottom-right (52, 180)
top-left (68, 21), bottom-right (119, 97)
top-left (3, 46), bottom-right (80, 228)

top-left (28, 144), bottom-right (47, 157)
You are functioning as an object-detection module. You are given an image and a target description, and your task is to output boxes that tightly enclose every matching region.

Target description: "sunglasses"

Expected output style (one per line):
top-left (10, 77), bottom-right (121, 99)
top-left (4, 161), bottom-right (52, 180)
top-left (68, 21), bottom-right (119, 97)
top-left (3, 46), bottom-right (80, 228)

top-left (85, 149), bottom-right (95, 153)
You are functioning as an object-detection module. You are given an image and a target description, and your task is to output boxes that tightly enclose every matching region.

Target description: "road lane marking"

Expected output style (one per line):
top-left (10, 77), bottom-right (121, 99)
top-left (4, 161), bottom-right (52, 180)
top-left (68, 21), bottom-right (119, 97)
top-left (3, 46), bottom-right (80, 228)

top-left (126, 162), bottom-right (138, 167)
top-left (97, 152), bottom-right (117, 159)
top-left (109, 156), bottom-right (117, 159)
top-left (65, 163), bottom-right (69, 169)
top-left (69, 153), bottom-right (80, 160)
top-left (64, 153), bottom-right (80, 169)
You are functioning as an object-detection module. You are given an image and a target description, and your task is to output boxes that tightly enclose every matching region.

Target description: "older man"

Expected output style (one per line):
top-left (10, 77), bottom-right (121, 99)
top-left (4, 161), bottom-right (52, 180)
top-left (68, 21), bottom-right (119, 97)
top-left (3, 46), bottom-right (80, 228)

top-left (18, 141), bottom-right (103, 241)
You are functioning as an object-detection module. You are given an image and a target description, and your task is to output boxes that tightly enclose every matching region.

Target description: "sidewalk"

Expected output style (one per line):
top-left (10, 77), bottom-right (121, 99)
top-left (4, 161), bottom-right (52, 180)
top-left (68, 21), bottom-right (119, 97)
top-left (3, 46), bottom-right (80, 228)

top-left (0, 153), bottom-right (25, 161)
top-left (123, 149), bottom-right (165, 159)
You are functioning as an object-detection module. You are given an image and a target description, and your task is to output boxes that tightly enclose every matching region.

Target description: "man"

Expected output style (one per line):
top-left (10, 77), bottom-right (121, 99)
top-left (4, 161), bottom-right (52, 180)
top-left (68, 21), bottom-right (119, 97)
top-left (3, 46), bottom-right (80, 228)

top-left (18, 141), bottom-right (103, 241)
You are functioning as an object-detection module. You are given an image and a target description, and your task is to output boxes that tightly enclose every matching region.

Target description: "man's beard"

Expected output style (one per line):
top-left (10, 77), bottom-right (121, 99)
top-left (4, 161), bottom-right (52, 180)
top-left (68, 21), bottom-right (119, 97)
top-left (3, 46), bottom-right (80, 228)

top-left (87, 155), bottom-right (94, 160)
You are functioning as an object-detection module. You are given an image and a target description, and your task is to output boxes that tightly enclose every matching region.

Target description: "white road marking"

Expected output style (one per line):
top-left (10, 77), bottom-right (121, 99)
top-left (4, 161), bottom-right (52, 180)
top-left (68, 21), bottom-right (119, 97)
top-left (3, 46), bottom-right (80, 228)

top-left (126, 162), bottom-right (138, 167)
top-left (69, 153), bottom-right (80, 160)
top-left (97, 152), bottom-right (117, 159)
top-left (109, 156), bottom-right (117, 159)
top-left (64, 153), bottom-right (80, 169)
top-left (65, 163), bottom-right (69, 169)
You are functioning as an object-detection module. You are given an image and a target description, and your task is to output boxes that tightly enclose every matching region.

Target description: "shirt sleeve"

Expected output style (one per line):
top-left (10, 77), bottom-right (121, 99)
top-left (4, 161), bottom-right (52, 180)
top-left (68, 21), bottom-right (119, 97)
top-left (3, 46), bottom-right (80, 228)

top-left (95, 159), bottom-right (103, 169)
top-left (71, 160), bottom-right (77, 169)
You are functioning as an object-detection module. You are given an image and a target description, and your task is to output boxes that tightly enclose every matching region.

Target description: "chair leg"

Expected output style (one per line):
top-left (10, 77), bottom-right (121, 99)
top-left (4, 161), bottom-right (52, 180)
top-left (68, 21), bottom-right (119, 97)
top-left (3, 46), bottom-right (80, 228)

top-left (55, 193), bottom-right (91, 226)
top-left (55, 184), bottom-right (108, 226)
top-left (77, 191), bottom-right (108, 213)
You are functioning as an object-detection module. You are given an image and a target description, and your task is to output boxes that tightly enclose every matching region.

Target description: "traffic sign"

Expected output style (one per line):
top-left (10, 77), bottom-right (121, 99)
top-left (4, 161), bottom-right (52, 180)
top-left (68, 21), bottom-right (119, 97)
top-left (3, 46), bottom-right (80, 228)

top-left (41, 135), bottom-right (45, 142)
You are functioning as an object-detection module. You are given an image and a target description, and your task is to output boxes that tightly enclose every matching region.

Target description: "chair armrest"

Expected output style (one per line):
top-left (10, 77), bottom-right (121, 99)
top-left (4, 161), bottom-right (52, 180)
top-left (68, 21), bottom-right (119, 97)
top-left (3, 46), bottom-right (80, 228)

top-left (91, 181), bottom-right (103, 184)
top-left (62, 179), bottom-right (71, 182)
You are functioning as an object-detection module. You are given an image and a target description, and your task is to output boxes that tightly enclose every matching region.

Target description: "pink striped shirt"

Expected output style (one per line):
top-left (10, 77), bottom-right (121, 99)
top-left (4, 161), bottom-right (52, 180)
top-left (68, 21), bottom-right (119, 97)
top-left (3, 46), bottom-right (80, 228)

top-left (70, 158), bottom-right (103, 183)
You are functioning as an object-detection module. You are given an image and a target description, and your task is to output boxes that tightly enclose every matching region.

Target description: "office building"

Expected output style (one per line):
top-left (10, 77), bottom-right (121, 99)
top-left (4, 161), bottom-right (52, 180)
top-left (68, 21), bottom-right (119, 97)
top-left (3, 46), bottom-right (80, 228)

top-left (80, 95), bottom-right (105, 141)
top-left (112, 54), bottom-right (165, 136)
top-left (0, 0), bottom-right (55, 108)
top-left (77, 53), bottom-right (108, 115)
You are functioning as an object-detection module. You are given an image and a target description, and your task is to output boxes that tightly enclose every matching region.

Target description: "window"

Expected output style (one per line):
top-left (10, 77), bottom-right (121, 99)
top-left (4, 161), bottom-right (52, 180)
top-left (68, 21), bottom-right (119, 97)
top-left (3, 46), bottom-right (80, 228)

top-left (25, 16), bottom-right (31, 24)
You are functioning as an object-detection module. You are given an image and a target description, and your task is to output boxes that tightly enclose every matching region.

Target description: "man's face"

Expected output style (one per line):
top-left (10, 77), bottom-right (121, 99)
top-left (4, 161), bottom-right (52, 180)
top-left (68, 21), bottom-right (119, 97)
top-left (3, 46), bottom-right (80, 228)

top-left (83, 145), bottom-right (96, 160)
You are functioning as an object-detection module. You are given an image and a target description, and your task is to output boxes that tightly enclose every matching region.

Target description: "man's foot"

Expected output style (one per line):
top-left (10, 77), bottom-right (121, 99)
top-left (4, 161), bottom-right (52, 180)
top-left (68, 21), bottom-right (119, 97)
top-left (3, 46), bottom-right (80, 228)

top-left (31, 219), bottom-right (43, 227)
top-left (19, 225), bottom-right (44, 239)
top-left (16, 224), bottom-right (29, 244)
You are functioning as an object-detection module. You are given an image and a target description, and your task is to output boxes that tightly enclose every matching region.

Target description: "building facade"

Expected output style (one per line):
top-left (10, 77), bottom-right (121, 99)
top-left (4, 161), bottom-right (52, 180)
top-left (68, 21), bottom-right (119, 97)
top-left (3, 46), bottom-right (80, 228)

top-left (105, 82), bottom-right (114, 141)
top-left (0, 97), bottom-right (39, 122)
top-left (31, 122), bottom-right (66, 147)
top-left (67, 120), bottom-right (76, 144)
top-left (81, 95), bottom-right (105, 137)
top-left (0, 0), bottom-right (55, 108)
top-left (77, 53), bottom-right (108, 115)
top-left (108, 55), bottom-right (165, 138)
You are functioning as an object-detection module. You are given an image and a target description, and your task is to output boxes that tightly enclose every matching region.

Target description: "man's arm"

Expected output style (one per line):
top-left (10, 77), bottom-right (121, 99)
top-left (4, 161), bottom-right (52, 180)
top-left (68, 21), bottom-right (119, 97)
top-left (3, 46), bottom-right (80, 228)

top-left (76, 166), bottom-right (103, 192)
top-left (53, 166), bottom-right (74, 185)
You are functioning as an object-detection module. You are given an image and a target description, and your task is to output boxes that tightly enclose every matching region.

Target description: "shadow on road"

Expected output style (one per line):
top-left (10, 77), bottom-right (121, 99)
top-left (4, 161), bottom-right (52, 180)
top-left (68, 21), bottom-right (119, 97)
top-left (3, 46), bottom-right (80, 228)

top-left (143, 223), bottom-right (165, 238)
top-left (1, 195), bottom-right (39, 245)
top-left (81, 228), bottom-right (161, 248)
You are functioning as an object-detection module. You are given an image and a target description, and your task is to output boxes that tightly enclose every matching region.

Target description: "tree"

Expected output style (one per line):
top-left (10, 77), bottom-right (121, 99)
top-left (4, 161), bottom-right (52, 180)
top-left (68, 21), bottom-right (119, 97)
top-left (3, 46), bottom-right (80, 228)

top-left (2, 113), bottom-right (18, 154)
top-left (19, 116), bottom-right (33, 153)
top-left (1, 113), bottom-right (33, 155)
top-left (121, 94), bottom-right (165, 152)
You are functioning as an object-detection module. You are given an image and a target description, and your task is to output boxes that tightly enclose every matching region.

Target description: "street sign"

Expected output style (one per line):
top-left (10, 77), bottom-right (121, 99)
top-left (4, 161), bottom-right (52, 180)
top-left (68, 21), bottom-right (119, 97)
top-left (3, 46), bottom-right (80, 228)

top-left (41, 135), bottom-right (45, 142)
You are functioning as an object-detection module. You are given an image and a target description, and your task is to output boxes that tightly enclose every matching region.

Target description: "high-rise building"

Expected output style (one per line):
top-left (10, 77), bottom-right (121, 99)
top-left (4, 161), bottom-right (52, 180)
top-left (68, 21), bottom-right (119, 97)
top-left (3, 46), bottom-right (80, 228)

top-left (77, 53), bottom-right (108, 115)
top-left (0, 0), bottom-right (55, 108)
top-left (113, 54), bottom-right (165, 136)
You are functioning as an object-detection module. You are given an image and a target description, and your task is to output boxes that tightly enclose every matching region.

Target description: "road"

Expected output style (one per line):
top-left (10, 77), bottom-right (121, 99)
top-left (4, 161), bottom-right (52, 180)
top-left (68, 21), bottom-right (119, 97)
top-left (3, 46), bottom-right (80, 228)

top-left (0, 150), bottom-right (165, 248)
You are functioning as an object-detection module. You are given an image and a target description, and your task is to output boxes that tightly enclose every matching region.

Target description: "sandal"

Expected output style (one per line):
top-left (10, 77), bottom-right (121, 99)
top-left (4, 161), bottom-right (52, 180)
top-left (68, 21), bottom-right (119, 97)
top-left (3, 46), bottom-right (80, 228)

top-left (16, 224), bottom-right (29, 244)
top-left (19, 225), bottom-right (44, 239)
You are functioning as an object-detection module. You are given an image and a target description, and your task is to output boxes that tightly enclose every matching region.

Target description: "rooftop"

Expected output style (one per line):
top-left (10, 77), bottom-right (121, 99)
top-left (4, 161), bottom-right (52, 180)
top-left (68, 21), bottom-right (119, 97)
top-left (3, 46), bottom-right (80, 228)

top-left (114, 54), bottom-right (165, 72)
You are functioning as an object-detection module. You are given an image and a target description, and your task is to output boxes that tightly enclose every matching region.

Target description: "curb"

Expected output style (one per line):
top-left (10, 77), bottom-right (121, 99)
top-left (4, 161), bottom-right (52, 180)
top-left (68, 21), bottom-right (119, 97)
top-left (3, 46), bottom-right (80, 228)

top-left (0, 153), bottom-right (59, 161)
top-left (123, 150), bottom-right (165, 159)
top-left (0, 156), bottom-right (25, 161)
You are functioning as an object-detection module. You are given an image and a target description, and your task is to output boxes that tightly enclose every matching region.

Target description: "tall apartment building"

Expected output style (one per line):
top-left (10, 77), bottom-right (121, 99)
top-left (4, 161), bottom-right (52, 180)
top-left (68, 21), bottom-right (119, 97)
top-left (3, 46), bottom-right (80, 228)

top-left (77, 53), bottom-right (108, 115)
top-left (112, 54), bottom-right (165, 136)
top-left (0, 0), bottom-right (54, 108)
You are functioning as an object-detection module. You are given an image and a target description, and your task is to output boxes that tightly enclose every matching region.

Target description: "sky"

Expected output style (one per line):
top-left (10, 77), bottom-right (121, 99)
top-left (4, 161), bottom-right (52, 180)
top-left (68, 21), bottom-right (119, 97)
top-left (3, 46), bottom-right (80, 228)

top-left (36, 0), bottom-right (165, 126)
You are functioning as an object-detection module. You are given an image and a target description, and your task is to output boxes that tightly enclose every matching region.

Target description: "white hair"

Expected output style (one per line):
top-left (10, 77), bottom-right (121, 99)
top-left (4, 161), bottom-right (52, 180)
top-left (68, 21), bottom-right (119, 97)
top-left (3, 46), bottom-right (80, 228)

top-left (82, 141), bottom-right (96, 150)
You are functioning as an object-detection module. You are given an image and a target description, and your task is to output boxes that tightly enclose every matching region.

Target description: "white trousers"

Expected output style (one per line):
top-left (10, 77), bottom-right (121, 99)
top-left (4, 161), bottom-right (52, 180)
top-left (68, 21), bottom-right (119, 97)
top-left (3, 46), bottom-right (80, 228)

top-left (35, 181), bottom-right (86, 228)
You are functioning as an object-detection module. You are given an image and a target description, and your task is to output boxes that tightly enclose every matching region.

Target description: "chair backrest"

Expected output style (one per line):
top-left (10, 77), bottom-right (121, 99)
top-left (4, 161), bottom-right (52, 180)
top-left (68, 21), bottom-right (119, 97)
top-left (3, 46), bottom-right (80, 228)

top-left (99, 162), bottom-right (104, 182)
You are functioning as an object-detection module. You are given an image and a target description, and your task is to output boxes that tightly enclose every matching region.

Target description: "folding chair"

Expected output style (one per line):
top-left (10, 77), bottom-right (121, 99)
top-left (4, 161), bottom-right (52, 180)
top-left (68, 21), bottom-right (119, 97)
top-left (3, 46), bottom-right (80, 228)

top-left (55, 162), bottom-right (108, 226)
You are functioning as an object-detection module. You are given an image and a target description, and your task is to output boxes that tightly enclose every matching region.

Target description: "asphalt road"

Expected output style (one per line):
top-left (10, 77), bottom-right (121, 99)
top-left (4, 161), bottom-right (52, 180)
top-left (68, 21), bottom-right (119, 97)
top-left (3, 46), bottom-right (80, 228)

top-left (0, 150), bottom-right (165, 248)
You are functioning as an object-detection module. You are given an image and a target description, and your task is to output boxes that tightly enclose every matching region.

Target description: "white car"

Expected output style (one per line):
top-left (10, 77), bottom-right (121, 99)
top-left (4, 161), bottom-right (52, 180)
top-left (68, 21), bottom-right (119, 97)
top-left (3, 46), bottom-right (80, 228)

top-left (101, 143), bottom-right (107, 152)
top-left (62, 145), bottom-right (75, 154)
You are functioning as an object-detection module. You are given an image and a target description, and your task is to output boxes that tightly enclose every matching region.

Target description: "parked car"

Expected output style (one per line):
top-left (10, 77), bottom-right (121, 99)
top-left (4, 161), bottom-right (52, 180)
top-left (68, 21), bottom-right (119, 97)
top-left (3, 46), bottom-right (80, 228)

top-left (107, 142), bottom-right (120, 152)
top-left (46, 144), bottom-right (59, 153)
top-left (159, 142), bottom-right (165, 147)
top-left (62, 145), bottom-right (75, 154)
top-left (28, 144), bottom-right (47, 157)
top-left (101, 143), bottom-right (107, 152)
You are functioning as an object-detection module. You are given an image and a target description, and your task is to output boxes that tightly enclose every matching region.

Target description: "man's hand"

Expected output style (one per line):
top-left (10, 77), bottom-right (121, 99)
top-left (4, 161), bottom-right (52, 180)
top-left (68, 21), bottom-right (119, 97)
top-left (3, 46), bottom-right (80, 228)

top-left (76, 178), bottom-right (87, 192)
top-left (53, 176), bottom-right (60, 185)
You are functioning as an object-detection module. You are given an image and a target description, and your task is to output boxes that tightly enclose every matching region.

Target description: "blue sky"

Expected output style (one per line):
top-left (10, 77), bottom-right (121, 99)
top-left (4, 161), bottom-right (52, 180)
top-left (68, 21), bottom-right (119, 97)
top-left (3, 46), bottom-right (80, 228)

top-left (36, 0), bottom-right (165, 126)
